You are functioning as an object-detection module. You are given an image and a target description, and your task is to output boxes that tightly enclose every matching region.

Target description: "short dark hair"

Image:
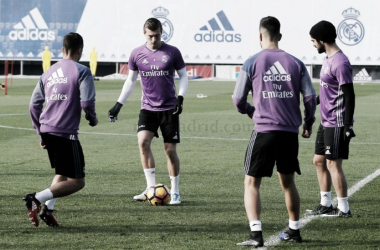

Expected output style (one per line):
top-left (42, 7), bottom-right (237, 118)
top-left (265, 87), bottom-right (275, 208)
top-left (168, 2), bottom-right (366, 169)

top-left (259, 16), bottom-right (281, 42)
top-left (143, 18), bottom-right (162, 33)
top-left (63, 32), bottom-right (83, 56)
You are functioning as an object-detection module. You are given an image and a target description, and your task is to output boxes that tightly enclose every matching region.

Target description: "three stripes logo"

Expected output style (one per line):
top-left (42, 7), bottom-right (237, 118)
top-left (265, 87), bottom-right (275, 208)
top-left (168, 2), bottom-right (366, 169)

top-left (354, 68), bottom-right (372, 81)
top-left (194, 10), bottom-right (241, 43)
top-left (199, 10), bottom-right (234, 32)
top-left (263, 61), bottom-right (291, 82)
top-left (8, 7), bottom-right (55, 41)
top-left (47, 68), bottom-right (68, 88)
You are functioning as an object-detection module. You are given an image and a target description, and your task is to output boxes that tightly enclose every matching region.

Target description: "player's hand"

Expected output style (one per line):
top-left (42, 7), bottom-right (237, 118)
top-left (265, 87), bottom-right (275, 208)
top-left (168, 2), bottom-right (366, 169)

top-left (302, 123), bottom-right (312, 138)
top-left (40, 141), bottom-right (47, 149)
top-left (344, 125), bottom-right (356, 141)
top-left (108, 102), bottom-right (123, 122)
top-left (89, 117), bottom-right (98, 127)
top-left (173, 96), bottom-right (184, 115)
top-left (247, 106), bottom-right (255, 119)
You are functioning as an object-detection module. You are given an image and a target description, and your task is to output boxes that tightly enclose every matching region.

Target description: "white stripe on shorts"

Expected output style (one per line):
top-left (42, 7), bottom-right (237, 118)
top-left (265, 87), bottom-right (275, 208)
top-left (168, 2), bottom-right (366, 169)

top-left (244, 131), bottom-right (257, 174)
top-left (71, 141), bottom-right (82, 178)
top-left (333, 127), bottom-right (341, 158)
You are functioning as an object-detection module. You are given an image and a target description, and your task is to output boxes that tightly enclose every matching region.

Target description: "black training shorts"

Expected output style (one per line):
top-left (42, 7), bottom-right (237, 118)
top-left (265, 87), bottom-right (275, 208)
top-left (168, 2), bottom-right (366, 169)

top-left (137, 109), bottom-right (180, 143)
top-left (314, 124), bottom-right (350, 159)
top-left (40, 133), bottom-right (85, 179)
top-left (244, 130), bottom-right (300, 177)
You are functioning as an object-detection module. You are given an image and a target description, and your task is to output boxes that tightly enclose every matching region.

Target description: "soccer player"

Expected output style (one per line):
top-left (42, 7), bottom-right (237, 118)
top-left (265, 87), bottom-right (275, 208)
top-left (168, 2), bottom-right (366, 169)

top-left (26, 32), bottom-right (98, 227)
top-left (233, 16), bottom-right (316, 247)
top-left (108, 18), bottom-right (188, 205)
top-left (306, 20), bottom-right (355, 217)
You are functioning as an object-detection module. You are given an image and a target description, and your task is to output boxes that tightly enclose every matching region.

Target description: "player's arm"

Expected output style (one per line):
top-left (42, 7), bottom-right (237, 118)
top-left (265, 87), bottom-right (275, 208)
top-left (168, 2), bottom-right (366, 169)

top-left (341, 83), bottom-right (356, 140)
top-left (335, 62), bottom-right (356, 140)
top-left (173, 67), bottom-right (188, 115)
top-left (29, 79), bottom-right (45, 135)
top-left (300, 64), bottom-right (317, 138)
top-left (108, 70), bottom-right (139, 122)
top-left (79, 68), bottom-right (98, 127)
top-left (232, 68), bottom-right (255, 118)
top-left (30, 79), bottom-right (46, 148)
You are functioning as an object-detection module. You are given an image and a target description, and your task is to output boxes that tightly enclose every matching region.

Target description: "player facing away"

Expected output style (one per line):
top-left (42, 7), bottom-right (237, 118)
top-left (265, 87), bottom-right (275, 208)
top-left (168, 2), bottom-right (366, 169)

top-left (108, 18), bottom-right (188, 205)
top-left (233, 16), bottom-right (316, 247)
top-left (306, 21), bottom-right (356, 217)
top-left (26, 32), bottom-right (98, 227)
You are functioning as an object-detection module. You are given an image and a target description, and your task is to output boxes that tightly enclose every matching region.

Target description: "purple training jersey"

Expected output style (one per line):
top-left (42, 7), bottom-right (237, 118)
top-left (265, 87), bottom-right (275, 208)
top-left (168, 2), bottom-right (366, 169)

top-left (30, 59), bottom-right (97, 140)
top-left (128, 43), bottom-right (186, 111)
top-left (319, 51), bottom-right (352, 127)
top-left (233, 49), bottom-right (316, 133)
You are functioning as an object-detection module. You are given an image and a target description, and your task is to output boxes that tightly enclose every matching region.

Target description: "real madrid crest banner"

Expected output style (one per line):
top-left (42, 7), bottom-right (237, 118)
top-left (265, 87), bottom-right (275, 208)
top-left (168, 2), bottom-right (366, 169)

top-left (0, 0), bottom-right (378, 65)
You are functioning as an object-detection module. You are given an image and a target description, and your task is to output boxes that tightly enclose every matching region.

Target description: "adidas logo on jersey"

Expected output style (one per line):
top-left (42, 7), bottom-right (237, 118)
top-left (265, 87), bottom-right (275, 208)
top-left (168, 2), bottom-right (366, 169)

top-left (263, 61), bottom-right (291, 82)
top-left (8, 7), bottom-right (55, 41)
top-left (354, 68), bottom-right (372, 81)
top-left (47, 68), bottom-right (67, 88)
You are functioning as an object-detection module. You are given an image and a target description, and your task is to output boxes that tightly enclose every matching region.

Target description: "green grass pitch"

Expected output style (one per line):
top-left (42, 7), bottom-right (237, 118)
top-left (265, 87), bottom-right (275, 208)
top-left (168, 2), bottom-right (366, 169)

top-left (0, 79), bottom-right (379, 249)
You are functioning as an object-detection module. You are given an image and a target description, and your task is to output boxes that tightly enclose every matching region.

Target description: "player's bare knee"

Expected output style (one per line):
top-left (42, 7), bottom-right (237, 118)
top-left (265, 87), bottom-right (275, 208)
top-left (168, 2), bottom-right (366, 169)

top-left (244, 175), bottom-right (260, 189)
top-left (74, 178), bottom-right (85, 190)
top-left (78, 182), bottom-right (85, 191)
top-left (244, 178), bottom-right (252, 189)
top-left (138, 139), bottom-right (151, 151)
top-left (282, 181), bottom-right (296, 191)
top-left (313, 155), bottom-right (325, 167)
top-left (164, 146), bottom-right (175, 155)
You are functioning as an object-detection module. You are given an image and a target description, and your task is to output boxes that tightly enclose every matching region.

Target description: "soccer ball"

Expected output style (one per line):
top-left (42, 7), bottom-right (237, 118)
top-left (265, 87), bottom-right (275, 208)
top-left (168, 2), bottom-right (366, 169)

top-left (146, 184), bottom-right (171, 206)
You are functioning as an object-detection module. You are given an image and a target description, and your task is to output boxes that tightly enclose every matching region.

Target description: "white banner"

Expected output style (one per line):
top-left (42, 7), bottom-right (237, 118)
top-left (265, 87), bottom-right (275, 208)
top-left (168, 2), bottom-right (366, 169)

top-left (74, 0), bottom-right (380, 65)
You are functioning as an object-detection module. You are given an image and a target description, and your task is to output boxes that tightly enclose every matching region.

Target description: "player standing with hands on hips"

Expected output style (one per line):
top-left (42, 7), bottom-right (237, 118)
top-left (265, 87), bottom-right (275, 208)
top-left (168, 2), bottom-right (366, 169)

top-left (233, 16), bottom-right (316, 247)
top-left (108, 18), bottom-right (188, 205)
top-left (305, 21), bottom-right (355, 217)
top-left (26, 32), bottom-right (98, 227)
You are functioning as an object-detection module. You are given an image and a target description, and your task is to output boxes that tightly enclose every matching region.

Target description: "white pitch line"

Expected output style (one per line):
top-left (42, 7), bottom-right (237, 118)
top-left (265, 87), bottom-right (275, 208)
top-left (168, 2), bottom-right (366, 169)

top-left (80, 131), bottom-right (135, 137)
top-left (0, 125), bottom-right (34, 131)
top-left (0, 113), bottom-right (27, 116)
top-left (261, 168), bottom-right (380, 249)
top-left (1, 124), bottom-right (380, 144)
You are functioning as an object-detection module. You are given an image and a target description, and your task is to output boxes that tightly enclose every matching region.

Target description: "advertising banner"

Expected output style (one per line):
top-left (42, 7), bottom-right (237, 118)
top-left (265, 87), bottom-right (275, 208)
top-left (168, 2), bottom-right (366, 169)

top-left (312, 65), bottom-right (380, 81)
top-left (119, 64), bottom-right (212, 79)
top-left (1, 0), bottom-right (379, 66)
top-left (185, 65), bottom-right (212, 78)
top-left (215, 65), bottom-right (241, 79)
top-left (0, 0), bottom-right (87, 60)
